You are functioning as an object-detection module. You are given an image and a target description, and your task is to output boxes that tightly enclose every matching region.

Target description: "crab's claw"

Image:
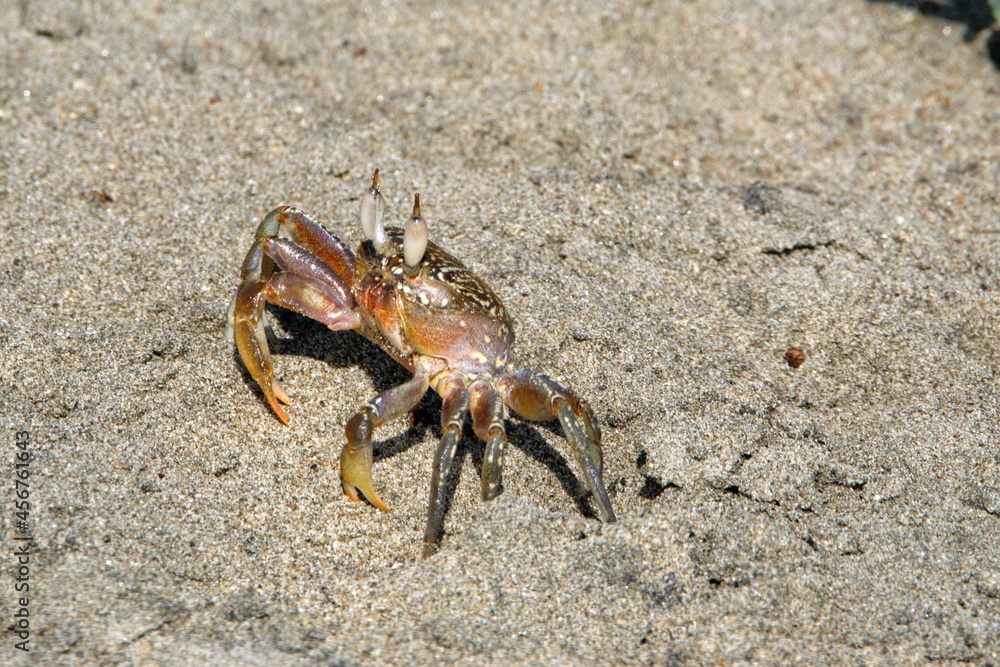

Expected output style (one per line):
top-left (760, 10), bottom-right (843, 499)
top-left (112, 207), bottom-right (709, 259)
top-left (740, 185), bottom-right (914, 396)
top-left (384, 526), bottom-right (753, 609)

top-left (262, 375), bottom-right (292, 424)
top-left (341, 409), bottom-right (391, 512)
top-left (231, 277), bottom-right (293, 424)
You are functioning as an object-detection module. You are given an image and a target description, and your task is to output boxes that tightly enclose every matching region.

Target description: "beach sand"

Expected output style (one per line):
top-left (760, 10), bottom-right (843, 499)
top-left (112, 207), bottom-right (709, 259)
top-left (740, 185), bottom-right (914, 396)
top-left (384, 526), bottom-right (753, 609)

top-left (2, 0), bottom-right (999, 663)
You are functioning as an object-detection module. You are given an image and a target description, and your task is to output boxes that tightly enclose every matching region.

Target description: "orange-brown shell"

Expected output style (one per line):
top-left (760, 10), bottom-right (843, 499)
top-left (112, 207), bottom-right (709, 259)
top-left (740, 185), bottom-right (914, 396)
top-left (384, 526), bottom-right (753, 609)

top-left (353, 229), bottom-right (514, 376)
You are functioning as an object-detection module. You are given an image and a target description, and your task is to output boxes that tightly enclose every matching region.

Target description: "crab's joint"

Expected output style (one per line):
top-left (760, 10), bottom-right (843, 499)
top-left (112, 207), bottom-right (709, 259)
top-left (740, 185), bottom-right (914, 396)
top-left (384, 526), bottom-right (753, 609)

top-left (404, 193), bottom-right (428, 276)
top-left (360, 167), bottom-right (388, 252)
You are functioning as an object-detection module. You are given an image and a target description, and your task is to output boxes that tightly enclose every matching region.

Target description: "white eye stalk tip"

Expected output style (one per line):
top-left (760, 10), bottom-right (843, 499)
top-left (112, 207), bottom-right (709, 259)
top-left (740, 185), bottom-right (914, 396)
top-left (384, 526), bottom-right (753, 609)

top-left (404, 193), bottom-right (428, 273)
top-left (360, 168), bottom-right (387, 250)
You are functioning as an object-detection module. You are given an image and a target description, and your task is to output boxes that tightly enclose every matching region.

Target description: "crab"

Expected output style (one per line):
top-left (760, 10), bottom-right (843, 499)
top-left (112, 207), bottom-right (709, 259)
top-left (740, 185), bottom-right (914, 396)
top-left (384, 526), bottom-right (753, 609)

top-left (227, 169), bottom-right (616, 555)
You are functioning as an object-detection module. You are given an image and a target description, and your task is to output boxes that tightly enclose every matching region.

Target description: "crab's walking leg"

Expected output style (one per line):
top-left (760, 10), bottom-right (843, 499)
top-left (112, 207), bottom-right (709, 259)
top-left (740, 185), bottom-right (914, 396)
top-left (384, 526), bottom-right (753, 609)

top-left (469, 380), bottom-right (509, 502)
top-left (229, 218), bottom-right (360, 424)
top-left (342, 371), bottom-right (431, 513)
top-left (501, 368), bottom-right (616, 523)
top-left (422, 374), bottom-right (470, 558)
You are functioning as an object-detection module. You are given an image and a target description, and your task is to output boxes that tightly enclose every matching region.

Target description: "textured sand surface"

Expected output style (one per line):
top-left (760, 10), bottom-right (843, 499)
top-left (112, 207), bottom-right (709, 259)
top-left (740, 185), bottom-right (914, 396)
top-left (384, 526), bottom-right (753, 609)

top-left (3, 0), bottom-right (1000, 664)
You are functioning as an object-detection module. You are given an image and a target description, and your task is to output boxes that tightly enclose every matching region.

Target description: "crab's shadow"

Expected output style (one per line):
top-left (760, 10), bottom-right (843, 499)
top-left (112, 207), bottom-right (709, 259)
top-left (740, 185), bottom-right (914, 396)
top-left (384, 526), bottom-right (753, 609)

top-left (233, 307), bottom-right (601, 520)
top-left (868, 0), bottom-right (996, 42)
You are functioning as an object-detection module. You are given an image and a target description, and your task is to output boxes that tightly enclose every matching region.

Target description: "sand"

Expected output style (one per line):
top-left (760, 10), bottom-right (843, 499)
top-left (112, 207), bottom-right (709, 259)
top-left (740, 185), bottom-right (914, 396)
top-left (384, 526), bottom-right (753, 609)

top-left (2, 0), bottom-right (999, 664)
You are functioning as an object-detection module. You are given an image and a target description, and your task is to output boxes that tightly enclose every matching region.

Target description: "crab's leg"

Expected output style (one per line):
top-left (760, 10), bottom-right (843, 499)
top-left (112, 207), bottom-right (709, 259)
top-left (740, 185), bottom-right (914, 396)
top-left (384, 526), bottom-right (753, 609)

top-left (229, 233), bottom-right (360, 424)
top-left (469, 380), bottom-right (509, 502)
top-left (341, 371), bottom-right (431, 513)
top-left (500, 368), bottom-right (616, 523)
top-left (423, 374), bottom-right (471, 558)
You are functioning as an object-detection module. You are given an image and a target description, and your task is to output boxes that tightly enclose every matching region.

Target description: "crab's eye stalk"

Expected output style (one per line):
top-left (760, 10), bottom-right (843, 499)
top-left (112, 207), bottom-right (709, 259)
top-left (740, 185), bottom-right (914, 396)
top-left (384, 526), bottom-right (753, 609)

top-left (360, 168), bottom-right (387, 251)
top-left (404, 193), bottom-right (428, 275)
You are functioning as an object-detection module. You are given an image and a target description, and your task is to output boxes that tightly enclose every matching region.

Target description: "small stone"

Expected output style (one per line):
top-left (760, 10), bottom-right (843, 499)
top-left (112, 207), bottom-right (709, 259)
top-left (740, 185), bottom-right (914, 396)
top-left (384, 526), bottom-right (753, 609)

top-left (784, 347), bottom-right (806, 369)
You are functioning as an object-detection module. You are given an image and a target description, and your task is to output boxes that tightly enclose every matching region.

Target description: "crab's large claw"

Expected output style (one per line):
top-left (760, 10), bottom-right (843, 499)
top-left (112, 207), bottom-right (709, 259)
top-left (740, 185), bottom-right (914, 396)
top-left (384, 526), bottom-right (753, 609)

top-left (230, 274), bottom-right (292, 424)
top-left (229, 207), bottom-right (361, 423)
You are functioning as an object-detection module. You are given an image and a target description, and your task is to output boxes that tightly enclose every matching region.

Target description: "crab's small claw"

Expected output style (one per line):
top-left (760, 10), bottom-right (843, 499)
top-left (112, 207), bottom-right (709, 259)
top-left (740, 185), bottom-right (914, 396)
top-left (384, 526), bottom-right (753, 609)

top-left (340, 371), bottom-right (432, 513)
top-left (341, 426), bottom-right (391, 512)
